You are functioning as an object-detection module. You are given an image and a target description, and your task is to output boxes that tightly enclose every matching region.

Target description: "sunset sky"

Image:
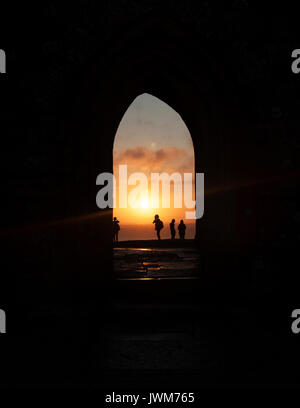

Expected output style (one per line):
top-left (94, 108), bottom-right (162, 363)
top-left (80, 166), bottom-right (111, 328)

top-left (113, 93), bottom-right (195, 240)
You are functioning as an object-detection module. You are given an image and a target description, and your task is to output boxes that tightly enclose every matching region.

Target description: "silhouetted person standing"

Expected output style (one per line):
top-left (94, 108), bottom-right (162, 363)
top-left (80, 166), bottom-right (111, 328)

top-left (113, 217), bottom-right (120, 243)
top-left (178, 220), bottom-right (186, 240)
top-left (153, 214), bottom-right (164, 240)
top-left (170, 219), bottom-right (176, 240)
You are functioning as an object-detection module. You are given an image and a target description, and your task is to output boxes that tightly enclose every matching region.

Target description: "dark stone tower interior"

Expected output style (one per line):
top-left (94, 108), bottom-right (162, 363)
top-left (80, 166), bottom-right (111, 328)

top-left (1, 2), bottom-right (300, 388)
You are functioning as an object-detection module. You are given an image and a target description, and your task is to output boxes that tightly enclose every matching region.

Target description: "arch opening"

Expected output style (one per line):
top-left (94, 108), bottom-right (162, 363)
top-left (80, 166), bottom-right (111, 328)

top-left (113, 93), bottom-right (198, 279)
top-left (113, 93), bottom-right (195, 241)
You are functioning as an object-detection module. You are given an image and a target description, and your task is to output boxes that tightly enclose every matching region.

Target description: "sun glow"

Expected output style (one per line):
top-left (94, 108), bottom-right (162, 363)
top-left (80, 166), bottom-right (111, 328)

top-left (140, 197), bottom-right (149, 209)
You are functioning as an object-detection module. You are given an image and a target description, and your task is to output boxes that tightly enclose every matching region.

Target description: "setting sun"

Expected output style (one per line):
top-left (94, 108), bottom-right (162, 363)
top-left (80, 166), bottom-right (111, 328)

top-left (140, 198), bottom-right (149, 209)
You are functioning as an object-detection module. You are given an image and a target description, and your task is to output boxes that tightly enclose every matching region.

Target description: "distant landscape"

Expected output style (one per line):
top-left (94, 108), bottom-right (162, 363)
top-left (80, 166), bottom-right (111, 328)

top-left (117, 222), bottom-right (196, 242)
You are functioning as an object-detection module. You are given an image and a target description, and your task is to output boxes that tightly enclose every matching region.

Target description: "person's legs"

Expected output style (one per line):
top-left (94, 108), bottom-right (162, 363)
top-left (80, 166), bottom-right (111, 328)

top-left (116, 232), bottom-right (118, 242)
top-left (157, 230), bottom-right (160, 240)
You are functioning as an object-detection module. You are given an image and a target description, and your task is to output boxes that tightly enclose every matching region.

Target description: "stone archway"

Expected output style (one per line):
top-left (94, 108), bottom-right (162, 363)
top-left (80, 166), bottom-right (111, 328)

top-left (59, 15), bottom-right (245, 290)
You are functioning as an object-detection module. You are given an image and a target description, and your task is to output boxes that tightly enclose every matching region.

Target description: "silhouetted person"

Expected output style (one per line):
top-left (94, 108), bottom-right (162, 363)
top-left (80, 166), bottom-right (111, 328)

top-left (178, 219), bottom-right (186, 240)
top-left (153, 214), bottom-right (164, 240)
top-left (113, 217), bottom-right (120, 243)
top-left (170, 219), bottom-right (176, 239)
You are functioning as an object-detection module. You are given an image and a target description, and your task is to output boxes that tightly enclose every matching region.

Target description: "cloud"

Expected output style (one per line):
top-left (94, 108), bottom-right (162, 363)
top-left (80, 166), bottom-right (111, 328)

top-left (120, 146), bottom-right (146, 159)
top-left (114, 146), bottom-right (194, 175)
top-left (155, 149), bottom-right (166, 161)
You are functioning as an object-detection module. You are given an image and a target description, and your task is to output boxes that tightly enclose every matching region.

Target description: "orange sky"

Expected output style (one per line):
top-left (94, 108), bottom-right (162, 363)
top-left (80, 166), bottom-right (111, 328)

top-left (113, 93), bottom-right (195, 239)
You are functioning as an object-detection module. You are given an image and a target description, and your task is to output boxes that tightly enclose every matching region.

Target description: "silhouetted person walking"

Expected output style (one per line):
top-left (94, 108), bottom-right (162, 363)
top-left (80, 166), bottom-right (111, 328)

top-left (113, 217), bottom-right (120, 243)
top-left (170, 219), bottom-right (176, 240)
top-left (153, 214), bottom-right (164, 240)
top-left (178, 220), bottom-right (186, 240)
